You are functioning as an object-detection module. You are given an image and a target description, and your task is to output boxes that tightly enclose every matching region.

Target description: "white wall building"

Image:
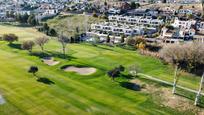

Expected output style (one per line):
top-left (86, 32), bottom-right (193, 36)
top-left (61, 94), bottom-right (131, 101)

top-left (108, 15), bottom-right (164, 27)
top-left (172, 17), bottom-right (196, 29)
top-left (90, 22), bottom-right (144, 36)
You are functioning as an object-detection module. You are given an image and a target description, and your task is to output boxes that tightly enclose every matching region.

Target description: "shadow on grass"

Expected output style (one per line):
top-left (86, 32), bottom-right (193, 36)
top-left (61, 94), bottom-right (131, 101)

top-left (8, 43), bottom-right (22, 50)
top-left (96, 45), bottom-right (114, 51)
top-left (37, 77), bottom-right (55, 85)
top-left (121, 74), bottom-right (135, 80)
top-left (175, 88), bottom-right (204, 108)
top-left (138, 77), bottom-right (171, 88)
top-left (47, 51), bottom-right (77, 60)
top-left (31, 52), bottom-right (51, 58)
top-left (1, 23), bottom-right (32, 27)
top-left (31, 51), bottom-right (77, 60)
top-left (120, 81), bottom-right (141, 91)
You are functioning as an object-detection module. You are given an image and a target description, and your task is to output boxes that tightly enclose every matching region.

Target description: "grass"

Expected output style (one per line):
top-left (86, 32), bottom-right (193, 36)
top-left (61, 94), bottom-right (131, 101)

top-left (0, 24), bottom-right (201, 114)
top-left (0, 24), bottom-right (46, 41)
top-left (46, 14), bottom-right (105, 36)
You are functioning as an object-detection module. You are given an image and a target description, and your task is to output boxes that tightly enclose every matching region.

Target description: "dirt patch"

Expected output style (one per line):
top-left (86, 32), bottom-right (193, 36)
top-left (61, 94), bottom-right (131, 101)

top-left (42, 57), bottom-right (60, 66)
top-left (63, 66), bottom-right (96, 75)
top-left (130, 79), bottom-right (204, 114)
top-left (0, 95), bottom-right (5, 105)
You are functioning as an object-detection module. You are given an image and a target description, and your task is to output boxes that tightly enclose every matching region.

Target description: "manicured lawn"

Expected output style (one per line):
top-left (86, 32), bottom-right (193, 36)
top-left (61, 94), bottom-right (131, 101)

top-left (0, 24), bottom-right (200, 114)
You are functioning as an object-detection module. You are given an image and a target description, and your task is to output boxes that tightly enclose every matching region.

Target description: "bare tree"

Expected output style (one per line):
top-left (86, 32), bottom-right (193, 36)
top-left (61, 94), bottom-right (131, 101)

top-left (160, 44), bottom-right (185, 64)
top-left (3, 34), bottom-right (18, 44)
top-left (21, 40), bottom-right (35, 53)
top-left (160, 42), bottom-right (204, 74)
top-left (35, 37), bottom-right (49, 51)
top-left (58, 34), bottom-right (69, 58)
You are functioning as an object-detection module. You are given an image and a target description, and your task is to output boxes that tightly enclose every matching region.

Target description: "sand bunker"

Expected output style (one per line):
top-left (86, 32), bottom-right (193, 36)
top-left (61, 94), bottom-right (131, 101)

top-left (42, 57), bottom-right (60, 66)
top-left (63, 66), bottom-right (96, 75)
top-left (0, 95), bottom-right (5, 105)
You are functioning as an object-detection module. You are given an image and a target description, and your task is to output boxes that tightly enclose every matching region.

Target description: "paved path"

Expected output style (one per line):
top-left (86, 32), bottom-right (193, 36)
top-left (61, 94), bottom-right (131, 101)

top-left (138, 73), bottom-right (204, 96)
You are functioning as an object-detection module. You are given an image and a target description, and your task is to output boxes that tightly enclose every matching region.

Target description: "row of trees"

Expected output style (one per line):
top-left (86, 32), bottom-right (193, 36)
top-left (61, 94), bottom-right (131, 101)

top-left (160, 43), bottom-right (204, 75)
top-left (6, 11), bottom-right (40, 26)
top-left (6, 11), bottom-right (57, 37)
top-left (21, 35), bottom-right (69, 58)
top-left (1, 33), bottom-right (69, 58)
top-left (15, 13), bottom-right (39, 26)
top-left (37, 23), bottom-right (57, 37)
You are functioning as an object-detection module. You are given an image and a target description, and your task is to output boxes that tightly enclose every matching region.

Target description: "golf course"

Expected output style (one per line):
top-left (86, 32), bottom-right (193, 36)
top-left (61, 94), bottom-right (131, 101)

top-left (0, 24), bottom-right (202, 114)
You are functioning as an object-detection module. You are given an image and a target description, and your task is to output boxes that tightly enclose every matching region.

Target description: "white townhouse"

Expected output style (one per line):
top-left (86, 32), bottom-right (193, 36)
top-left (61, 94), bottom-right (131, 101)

top-left (178, 9), bottom-right (193, 15)
top-left (108, 8), bottom-right (121, 14)
top-left (108, 15), bottom-right (164, 27)
top-left (160, 27), bottom-right (195, 40)
top-left (172, 17), bottom-right (196, 29)
top-left (90, 22), bottom-right (144, 36)
top-left (43, 9), bottom-right (58, 15)
top-left (15, 10), bottom-right (31, 15)
top-left (196, 22), bottom-right (204, 31)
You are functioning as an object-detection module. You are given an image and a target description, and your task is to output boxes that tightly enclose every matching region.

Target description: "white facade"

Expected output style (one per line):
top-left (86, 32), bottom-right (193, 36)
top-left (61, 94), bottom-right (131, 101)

top-left (172, 17), bottom-right (196, 29)
top-left (178, 9), bottom-right (193, 15)
top-left (108, 8), bottom-right (121, 14)
top-left (108, 15), bottom-right (164, 27)
top-left (91, 22), bottom-right (144, 36)
top-left (197, 22), bottom-right (204, 30)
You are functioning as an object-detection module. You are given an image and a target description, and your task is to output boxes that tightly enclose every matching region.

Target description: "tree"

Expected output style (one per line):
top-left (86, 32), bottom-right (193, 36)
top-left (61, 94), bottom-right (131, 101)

top-left (21, 40), bottom-right (35, 53)
top-left (43, 23), bottom-right (49, 33)
top-left (92, 11), bottom-right (98, 17)
top-left (118, 65), bottom-right (125, 72)
top-left (15, 13), bottom-right (22, 23)
top-left (128, 64), bottom-right (140, 77)
top-left (58, 34), bottom-right (69, 58)
top-left (121, 34), bottom-right (125, 43)
top-left (28, 66), bottom-right (38, 77)
top-left (160, 43), bottom-right (204, 74)
top-left (179, 5), bottom-right (183, 10)
top-left (49, 28), bottom-right (57, 36)
top-left (130, 2), bottom-right (136, 9)
top-left (107, 65), bottom-right (125, 81)
top-left (6, 11), bottom-right (9, 18)
top-left (135, 36), bottom-right (146, 45)
top-left (35, 37), bottom-right (49, 51)
top-left (75, 27), bottom-right (79, 34)
top-left (106, 35), bottom-right (110, 43)
top-left (92, 35), bottom-right (100, 45)
top-left (2, 34), bottom-right (18, 44)
top-left (22, 13), bottom-right (29, 23)
top-left (9, 11), bottom-right (15, 18)
top-left (136, 42), bottom-right (146, 51)
top-left (107, 68), bottom-right (120, 81)
top-left (27, 14), bottom-right (37, 26)
top-left (126, 37), bottom-right (136, 46)
top-left (104, 0), bottom-right (107, 6)
top-left (27, 14), bottom-right (34, 24)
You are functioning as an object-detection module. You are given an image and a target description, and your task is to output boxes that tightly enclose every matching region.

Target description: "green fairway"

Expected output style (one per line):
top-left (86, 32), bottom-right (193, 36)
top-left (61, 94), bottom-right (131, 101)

top-left (0, 24), bottom-right (46, 41)
top-left (0, 24), bottom-right (201, 114)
